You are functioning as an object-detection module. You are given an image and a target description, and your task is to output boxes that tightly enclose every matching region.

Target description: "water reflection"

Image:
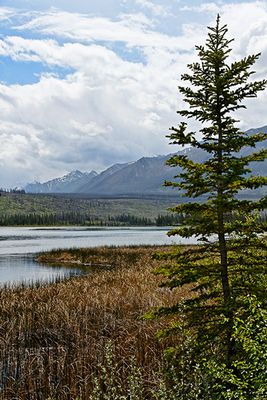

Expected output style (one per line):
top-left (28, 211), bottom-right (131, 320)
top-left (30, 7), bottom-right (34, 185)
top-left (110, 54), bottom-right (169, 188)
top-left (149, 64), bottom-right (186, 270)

top-left (0, 226), bottom-right (197, 285)
top-left (0, 226), bottom-right (195, 255)
top-left (0, 254), bottom-right (83, 286)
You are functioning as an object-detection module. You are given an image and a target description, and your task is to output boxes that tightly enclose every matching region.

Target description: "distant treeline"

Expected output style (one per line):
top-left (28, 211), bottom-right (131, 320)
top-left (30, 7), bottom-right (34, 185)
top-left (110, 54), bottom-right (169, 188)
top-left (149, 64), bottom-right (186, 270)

top-left (0, 188), bottom-right (26, 194)
top-left (0, 212), bottom-right (183, 227)
top-left (225, 211), bottom-right (267, 224)
top-left (0, 209), bottom-right (265, 227)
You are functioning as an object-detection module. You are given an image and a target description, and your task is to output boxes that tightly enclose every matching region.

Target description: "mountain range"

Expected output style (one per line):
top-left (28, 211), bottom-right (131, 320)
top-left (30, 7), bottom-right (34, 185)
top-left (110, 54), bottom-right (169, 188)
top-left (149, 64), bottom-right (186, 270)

top-left (25, 126), bottom-right (267, 197)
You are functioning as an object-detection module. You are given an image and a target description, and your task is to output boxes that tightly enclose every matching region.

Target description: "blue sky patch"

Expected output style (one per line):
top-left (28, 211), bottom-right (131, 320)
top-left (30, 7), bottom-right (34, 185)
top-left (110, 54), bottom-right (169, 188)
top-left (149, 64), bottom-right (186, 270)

top-left (106, 41), bottom-right (146, 64)
top-left (0, 56), bottom-right (73, 85)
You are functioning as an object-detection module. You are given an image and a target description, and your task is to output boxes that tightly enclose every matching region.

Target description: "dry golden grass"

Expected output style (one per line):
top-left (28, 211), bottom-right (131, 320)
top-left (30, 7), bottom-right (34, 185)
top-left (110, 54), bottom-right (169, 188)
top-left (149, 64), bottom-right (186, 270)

top-left (0, 245), bottom-right (191, 399)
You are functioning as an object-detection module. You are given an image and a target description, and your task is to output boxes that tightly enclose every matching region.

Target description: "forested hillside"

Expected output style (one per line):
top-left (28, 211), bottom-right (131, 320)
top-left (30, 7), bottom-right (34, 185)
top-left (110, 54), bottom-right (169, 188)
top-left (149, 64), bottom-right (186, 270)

top-left (0, 192), bottom-right (181, 226)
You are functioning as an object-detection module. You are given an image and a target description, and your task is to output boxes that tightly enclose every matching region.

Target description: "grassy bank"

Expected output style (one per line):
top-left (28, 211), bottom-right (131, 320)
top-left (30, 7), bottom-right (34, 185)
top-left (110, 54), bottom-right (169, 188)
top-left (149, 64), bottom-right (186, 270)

top-left (0, 245), bottom-right (191, 399)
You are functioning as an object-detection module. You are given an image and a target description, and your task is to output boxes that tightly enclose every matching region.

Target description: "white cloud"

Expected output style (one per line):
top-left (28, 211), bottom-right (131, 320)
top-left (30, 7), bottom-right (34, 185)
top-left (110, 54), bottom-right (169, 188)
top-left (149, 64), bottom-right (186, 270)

top-left (0, 7), bottom-right (15, 21)
top-left (14, 10), bottom-right (199, 51)
top-left (0, 44), bottom-right (182, 185)
top-left (134, 0), bottom-right (171, 17)
top-left (181, 2), bottom-right (221, 13)
top-left (71, 120), bottom-right (112, 136)
top-left (0, 2), bottom-right (267, 186)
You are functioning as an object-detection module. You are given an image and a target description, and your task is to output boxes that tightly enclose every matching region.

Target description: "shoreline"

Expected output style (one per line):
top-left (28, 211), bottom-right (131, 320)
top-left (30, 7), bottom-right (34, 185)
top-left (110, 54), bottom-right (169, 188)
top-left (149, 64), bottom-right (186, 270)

top-left (36, 243), bottom-right (175, 267)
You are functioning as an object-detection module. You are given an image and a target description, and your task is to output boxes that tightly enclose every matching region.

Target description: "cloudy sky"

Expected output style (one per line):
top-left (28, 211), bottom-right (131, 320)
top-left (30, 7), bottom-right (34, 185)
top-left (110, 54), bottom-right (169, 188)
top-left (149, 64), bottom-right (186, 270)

top-left (0, 0), bottom-right (267, 187)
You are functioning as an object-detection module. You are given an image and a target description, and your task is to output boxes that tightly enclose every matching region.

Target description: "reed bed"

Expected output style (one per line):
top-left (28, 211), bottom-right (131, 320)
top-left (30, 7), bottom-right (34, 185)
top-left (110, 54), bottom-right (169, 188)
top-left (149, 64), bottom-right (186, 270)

top-left (0, 246), bottom-right (191, 399)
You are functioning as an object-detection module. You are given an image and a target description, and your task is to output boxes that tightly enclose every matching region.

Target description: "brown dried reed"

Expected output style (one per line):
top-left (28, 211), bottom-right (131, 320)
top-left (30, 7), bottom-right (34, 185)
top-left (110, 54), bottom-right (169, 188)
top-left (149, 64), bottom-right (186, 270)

top-left (0, 245), bottom-right (190, 399)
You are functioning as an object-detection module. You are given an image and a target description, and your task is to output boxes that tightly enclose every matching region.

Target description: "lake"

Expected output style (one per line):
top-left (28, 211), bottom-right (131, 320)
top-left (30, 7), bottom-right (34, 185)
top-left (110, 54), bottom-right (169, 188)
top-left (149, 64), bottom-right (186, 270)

top-left (0, 226), bottom-right (197, 285)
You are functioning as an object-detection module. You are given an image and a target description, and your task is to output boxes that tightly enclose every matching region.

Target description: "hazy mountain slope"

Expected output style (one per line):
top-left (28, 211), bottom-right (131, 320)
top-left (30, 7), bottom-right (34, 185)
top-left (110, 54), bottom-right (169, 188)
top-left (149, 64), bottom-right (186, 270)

top-left (240, 126), bottom-right (267, 177)
top-left (25, 170), bottom-right (97, 194)
top-left (78, 162), bottom-right (130, 192)
top-left (79, 156), bottom-right (173, 195)
top-left (25, 126), bottom-right (267, 196)
top-left (79, 147), bottom-right (208, 195)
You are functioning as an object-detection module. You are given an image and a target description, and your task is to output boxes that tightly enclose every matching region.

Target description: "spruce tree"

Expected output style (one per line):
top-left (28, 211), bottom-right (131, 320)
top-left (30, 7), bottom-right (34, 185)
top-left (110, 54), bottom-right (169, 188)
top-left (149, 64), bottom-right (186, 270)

top-left (152, 15), bottom-right (267, 387)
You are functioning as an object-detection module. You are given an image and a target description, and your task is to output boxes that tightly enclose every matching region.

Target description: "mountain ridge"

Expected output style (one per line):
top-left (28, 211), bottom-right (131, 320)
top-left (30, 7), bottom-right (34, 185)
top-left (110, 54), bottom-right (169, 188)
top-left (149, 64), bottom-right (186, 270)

top-left (25, 126), bottom-right (267, 196)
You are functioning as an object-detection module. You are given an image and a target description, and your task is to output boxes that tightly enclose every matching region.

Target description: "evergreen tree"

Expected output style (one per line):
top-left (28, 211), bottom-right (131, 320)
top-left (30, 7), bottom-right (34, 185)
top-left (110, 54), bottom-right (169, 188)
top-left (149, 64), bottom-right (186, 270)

top-left (151, 15), bottom-right (267, 396)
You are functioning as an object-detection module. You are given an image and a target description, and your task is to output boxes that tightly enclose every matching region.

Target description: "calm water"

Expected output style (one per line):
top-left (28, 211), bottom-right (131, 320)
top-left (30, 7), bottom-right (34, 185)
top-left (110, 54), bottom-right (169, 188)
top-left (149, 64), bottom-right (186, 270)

top-left (0, 226), bottom-right (197, 285)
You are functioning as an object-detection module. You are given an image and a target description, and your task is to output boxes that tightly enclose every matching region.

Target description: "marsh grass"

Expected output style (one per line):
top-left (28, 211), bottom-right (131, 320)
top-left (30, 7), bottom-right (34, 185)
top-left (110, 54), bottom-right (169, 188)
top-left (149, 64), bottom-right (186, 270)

top-left (0, 246), bottom-right (191, 399)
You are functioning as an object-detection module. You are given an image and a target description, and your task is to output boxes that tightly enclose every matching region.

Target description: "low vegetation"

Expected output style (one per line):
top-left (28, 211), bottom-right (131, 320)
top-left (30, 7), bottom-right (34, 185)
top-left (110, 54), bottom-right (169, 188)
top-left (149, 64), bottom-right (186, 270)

top-left (0, 245), bottom-right (193, 399)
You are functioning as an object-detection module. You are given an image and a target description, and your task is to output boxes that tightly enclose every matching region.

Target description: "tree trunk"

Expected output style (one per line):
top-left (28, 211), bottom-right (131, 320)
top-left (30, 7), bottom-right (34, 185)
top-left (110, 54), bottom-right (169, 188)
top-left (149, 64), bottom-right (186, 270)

top-left (217, 207), bottom-right (234, 365)
top-left (216, 75), bottom-right (234, 364)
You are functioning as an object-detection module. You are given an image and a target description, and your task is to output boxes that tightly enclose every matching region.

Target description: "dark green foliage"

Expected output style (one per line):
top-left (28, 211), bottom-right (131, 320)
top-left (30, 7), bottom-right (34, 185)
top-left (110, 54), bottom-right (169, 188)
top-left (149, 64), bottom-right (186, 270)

top-left (205, 295), bottom-right (267, 399)
top-left (0, 193), bottom-right (178, 226)
top-left (152, 15), bottom-right (267, 396)
top-left (156, 213), bottom-right (184, 226)
top-left (0, 211), bottom-right (154, 226)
